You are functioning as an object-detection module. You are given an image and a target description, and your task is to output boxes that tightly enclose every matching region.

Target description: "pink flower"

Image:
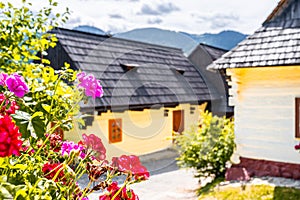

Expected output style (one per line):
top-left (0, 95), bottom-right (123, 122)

top-left (0, 73), bottom-right (8, 86)
top-left (6, 73), bottom-right (29, 98)
top-left (77, 72), bottom-right (103, 99)
top-left (82, 133), bottom-right (106, 161)
top-left (112, 155), bottom-right (150, 180)
top-left (0, 114), bottom-right (22, 157)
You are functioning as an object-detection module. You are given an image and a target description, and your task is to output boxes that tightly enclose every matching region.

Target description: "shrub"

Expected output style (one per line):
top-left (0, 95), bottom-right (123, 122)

top-left (175, 111), bottom-right (235, 179)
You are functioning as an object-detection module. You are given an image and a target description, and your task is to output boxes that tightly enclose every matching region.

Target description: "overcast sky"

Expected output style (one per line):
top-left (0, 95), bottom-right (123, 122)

top-left (6, 0), bottom-right (280, 34)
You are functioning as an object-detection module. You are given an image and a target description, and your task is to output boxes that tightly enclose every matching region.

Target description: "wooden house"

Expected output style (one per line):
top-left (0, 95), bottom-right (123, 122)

top-left (188, 43), bottom-right (233, 117)
top-left (46, 28), bottom-right (212, 157)
top-left (208, 0), bottom-right (300, 179)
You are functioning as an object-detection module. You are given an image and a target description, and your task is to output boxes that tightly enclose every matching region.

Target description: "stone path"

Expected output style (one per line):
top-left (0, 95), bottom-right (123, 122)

top-left (131, 169), bottom-right (200, 200)
top-left (86, 148), bottom-right (201, 199)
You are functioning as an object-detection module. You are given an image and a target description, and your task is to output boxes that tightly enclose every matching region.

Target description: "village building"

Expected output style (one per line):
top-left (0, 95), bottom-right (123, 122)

top-left (208, 0), bottom-right (300, 179)
top-left (188, 43), bottom-right (233, 117)
top-left (46, 28), bottom-right (214, 157)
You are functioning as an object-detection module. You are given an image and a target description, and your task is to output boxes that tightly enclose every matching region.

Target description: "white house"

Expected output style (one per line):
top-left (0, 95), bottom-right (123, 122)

top-left (209, 0), bottom-right (300, 179)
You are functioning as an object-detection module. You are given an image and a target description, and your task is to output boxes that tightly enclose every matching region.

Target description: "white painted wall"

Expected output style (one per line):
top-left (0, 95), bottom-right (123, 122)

top-left (228, 66), bottom-right (300, 164)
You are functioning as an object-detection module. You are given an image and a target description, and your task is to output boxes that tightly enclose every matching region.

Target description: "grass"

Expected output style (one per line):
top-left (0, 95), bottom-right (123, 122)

top-left (198, 184), bottom-right (300, 200)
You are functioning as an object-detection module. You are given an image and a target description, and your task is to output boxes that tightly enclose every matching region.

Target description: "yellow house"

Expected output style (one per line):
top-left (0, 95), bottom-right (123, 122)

top-left (209, 0), bottom-right (300, 179)
top-left (47, 28), bottom-right (212, 158)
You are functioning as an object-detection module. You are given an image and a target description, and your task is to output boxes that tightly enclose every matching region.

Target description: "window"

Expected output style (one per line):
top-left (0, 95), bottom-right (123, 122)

top-left (109, 119), bottom-right (122, 143)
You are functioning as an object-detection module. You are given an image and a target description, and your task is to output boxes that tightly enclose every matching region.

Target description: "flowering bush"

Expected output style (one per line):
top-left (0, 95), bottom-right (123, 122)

top-left (0, 69), bottom-right (149, 200)
top-left (0, 1), bottom-right (149, 199)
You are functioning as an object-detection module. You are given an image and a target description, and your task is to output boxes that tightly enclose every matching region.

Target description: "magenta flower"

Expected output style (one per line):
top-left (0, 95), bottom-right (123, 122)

top-left (77, 72), bottom-right (103, 99)
top-left (82, 133), bottom-right (106, 161)
top-left (0, 73), bottom-right (8, 86)
top-left (6, 73), bottom-right (29, 98)
top-left (61, 141), bottom-right (86, 159)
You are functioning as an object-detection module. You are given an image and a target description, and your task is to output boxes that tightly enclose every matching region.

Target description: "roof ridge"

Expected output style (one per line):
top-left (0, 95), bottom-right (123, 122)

top-left (54, 27), bottom-right (183, 53)
top-left (199, 43), bottom-right (228, 52)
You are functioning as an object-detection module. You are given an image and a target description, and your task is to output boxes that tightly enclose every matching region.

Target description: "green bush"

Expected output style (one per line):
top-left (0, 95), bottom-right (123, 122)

top-left (175, 111), bottom-right (235, 179)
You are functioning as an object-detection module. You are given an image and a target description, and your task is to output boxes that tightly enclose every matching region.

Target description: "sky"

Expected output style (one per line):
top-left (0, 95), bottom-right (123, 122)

top-left (4, 0), bottom-right (280, 34)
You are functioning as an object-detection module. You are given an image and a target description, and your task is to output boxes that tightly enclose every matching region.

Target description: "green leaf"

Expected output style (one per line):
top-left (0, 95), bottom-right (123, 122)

top-left (31, 114), bottom-right (46, 138)
top-left (42, 104), bottom-right (51, 113)
top-left (12, 110), bottom-right (31, 121)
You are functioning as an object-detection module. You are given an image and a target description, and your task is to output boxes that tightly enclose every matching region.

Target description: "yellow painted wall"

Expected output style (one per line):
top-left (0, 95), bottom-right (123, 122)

top-left (227, 66), bottom-right (300, 164)
top-left (65, 103), bottom-right (206, 159)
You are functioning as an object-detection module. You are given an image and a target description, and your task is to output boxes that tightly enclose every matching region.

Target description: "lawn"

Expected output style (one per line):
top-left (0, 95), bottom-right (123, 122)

top-left (198, 184), bottom-right (300, 200)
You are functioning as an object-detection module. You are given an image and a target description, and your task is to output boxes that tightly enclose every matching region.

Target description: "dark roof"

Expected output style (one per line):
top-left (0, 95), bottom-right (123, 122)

top-left (208, 0), bottom-right (300, 70)
top-left (198, 43), bottom-right (228, 61)
top-left (47, 28), bottom-right (212, 111)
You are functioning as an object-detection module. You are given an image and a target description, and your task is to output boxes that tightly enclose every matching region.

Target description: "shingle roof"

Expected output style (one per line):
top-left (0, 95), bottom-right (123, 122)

top-left (199, 43), bottom-right (227, 61)
top-left (208, 0), bottom-right (300, 70)
top-left (47, 28), bottom-right (212, 111)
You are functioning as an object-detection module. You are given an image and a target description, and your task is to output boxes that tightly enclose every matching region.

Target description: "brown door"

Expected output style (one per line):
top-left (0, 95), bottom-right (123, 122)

top-left (173, 110), bottom-right (184, 133)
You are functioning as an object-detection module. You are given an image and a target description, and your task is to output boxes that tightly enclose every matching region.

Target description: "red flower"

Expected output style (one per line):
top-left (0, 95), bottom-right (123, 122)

top-left (0, 114), bottom-right (22, 157)
top-left (121, 187), bottom-right (139, 200)
top-left (99, 182), bottom-right (139, 200)
top-left (42, 163), bottom-right (65, 182)
top-left (82, 133), bottom-right (106, 161)
top-left (49, 133), bottom-right (62, 152)
top-left (0, 94), bottom-right (19, 115)
top-left (295, 144), bottom-right (300, 150)
top-left (112, 155), bottom-right (150, 180)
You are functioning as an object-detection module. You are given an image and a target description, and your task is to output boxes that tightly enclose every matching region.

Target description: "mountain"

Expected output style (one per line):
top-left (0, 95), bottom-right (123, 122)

top-left (115, 28), bottom-right (247, 54)
top-left (70, 26), bottom-right (247, 55)
top-left (115, 28), bottom-right (198, 55)
top-left (180, 30), bottom-right (247, 50)
top-left (73, 25), bottom-right (106, 35)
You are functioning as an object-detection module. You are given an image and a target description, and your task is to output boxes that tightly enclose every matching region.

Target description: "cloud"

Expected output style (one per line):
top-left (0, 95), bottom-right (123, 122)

top-left (147, 17), bottom-right (163, 24)
top-left (157, 2), bottom-right (180, 14)
top-left (65, 16), bottom-right (83, 28)
top-left (138, 2), bottom-right (180, 16)
top-left (192, 13), bottom-right (239, 29)
top-left (109, 14), bottom-right (124, 19)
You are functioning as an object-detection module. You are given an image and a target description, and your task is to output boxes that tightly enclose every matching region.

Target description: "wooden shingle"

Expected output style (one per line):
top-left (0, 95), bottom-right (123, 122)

top-left (209, 0), bottom-right (300, 70)
top-left (47, 28), bottom-right (211, 111)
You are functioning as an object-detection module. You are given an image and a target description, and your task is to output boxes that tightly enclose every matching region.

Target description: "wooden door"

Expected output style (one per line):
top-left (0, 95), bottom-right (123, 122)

top-left (173, 110), bottom-right (184, 133)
